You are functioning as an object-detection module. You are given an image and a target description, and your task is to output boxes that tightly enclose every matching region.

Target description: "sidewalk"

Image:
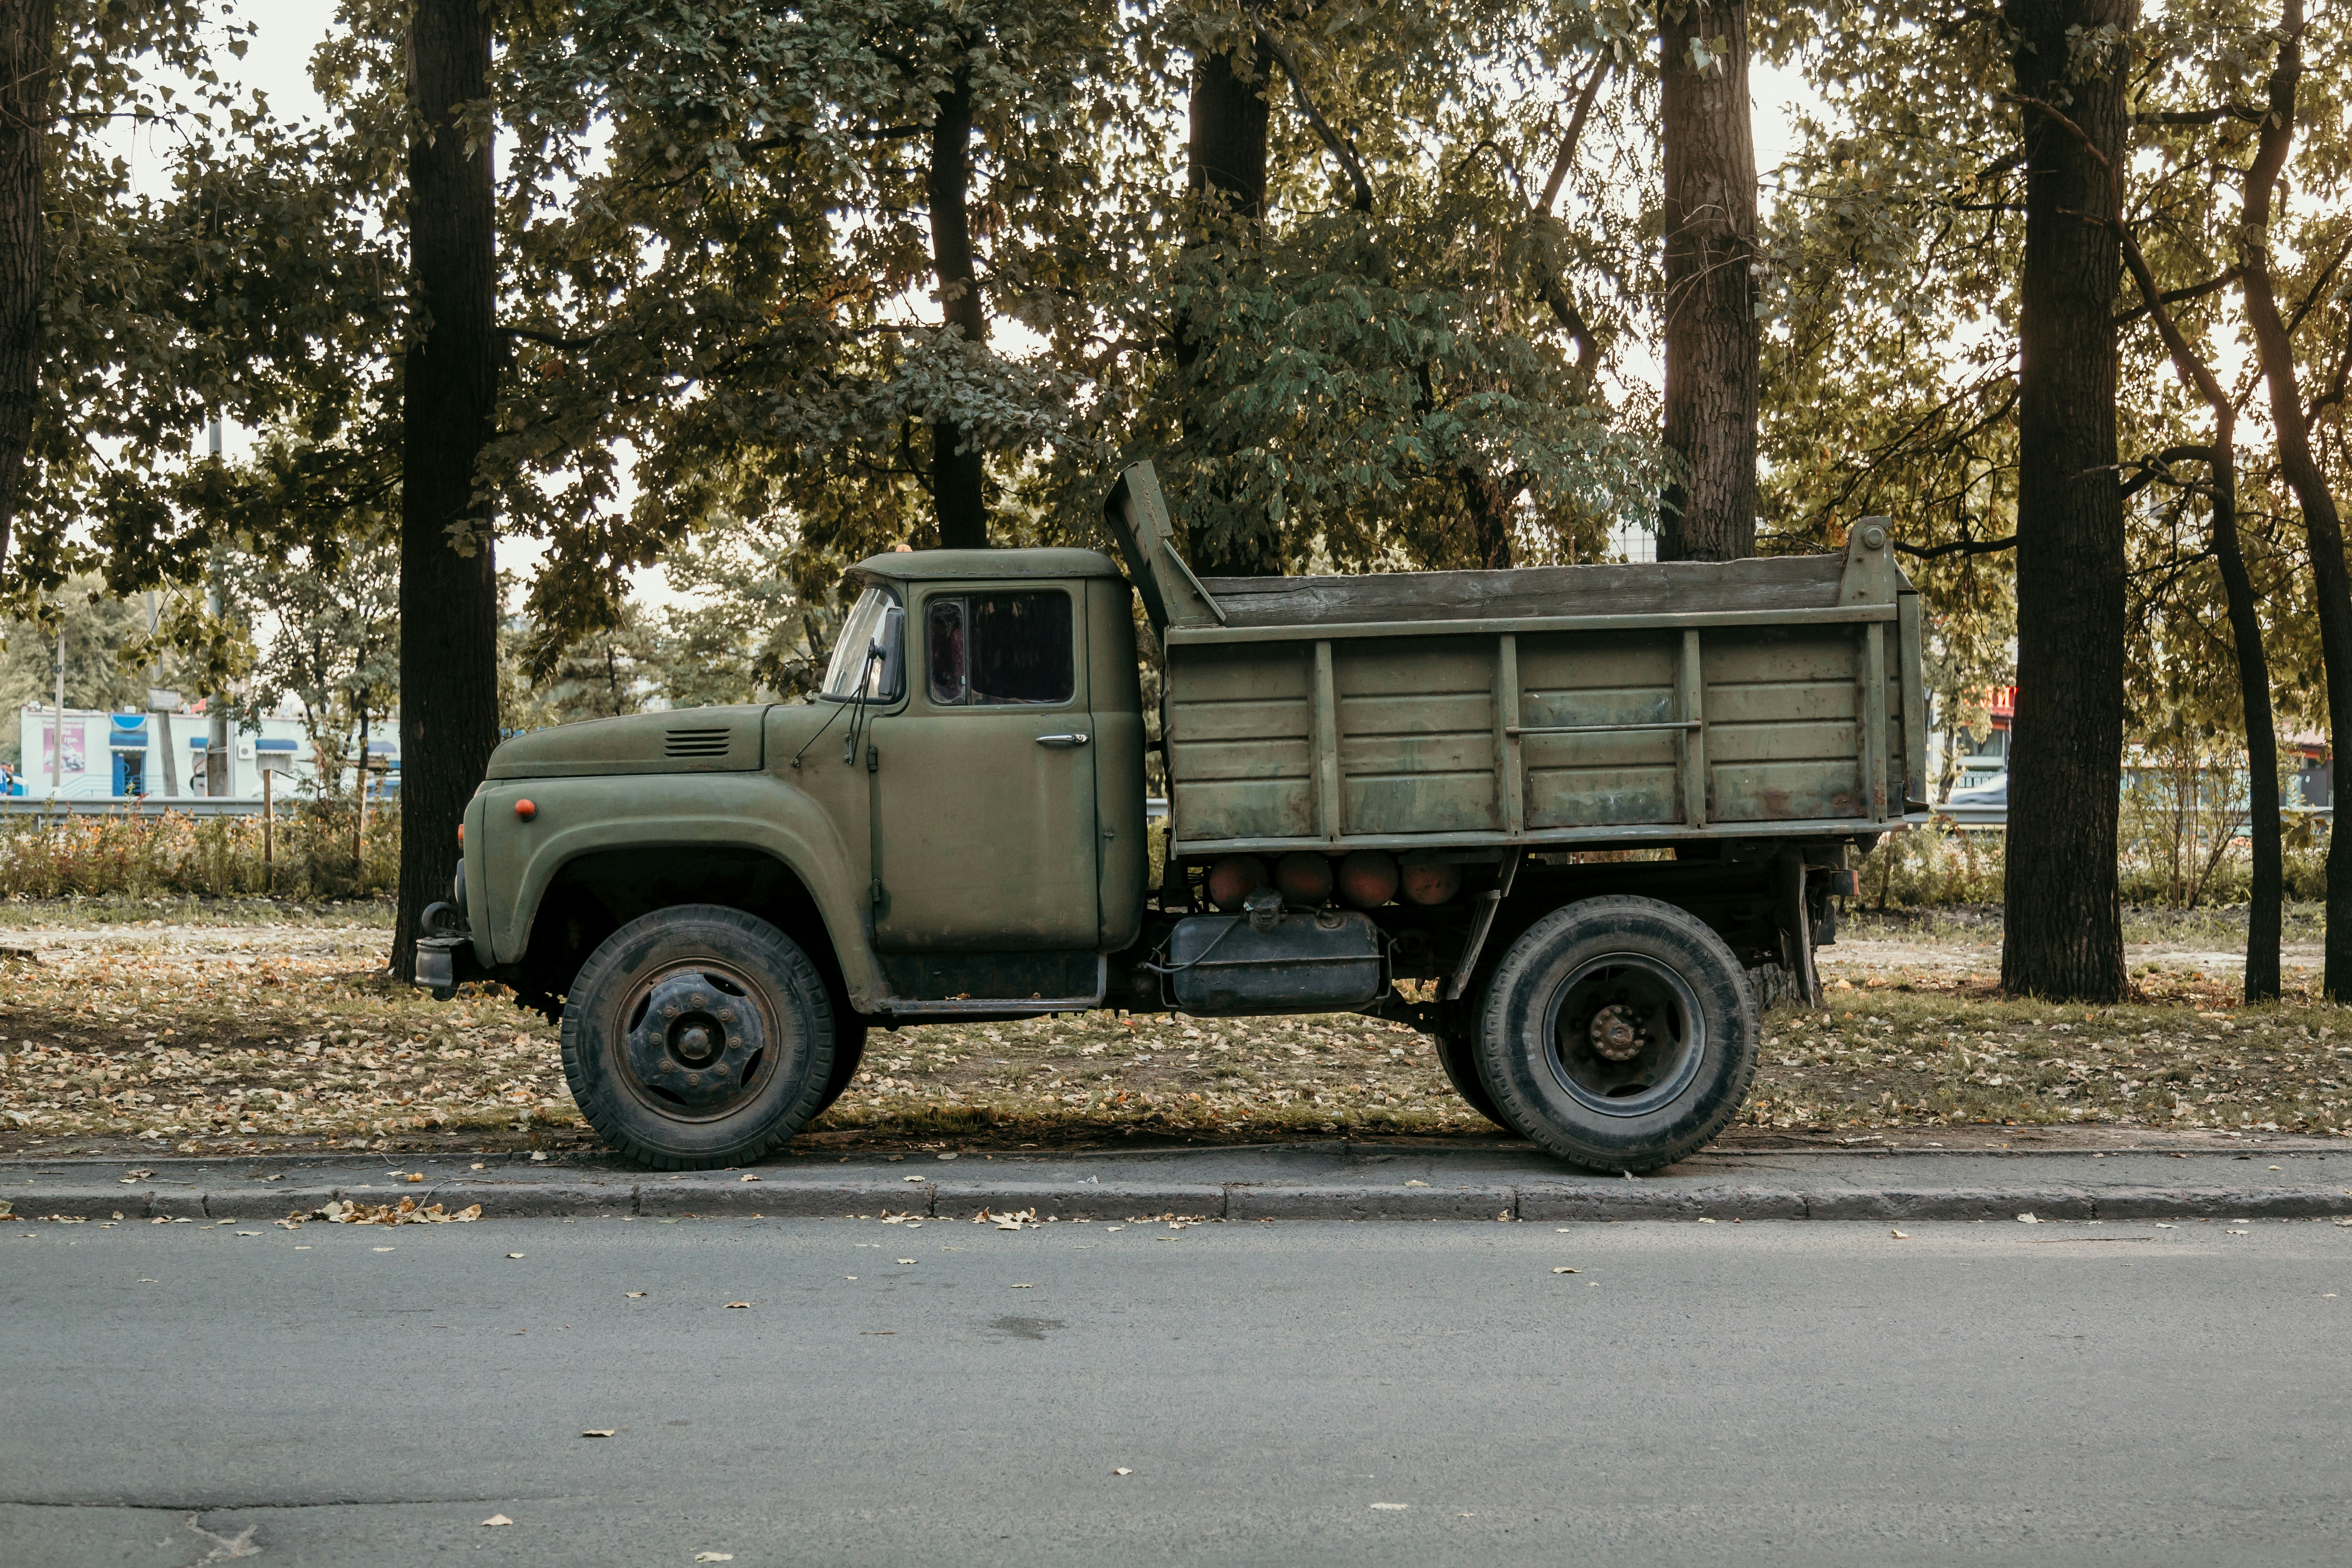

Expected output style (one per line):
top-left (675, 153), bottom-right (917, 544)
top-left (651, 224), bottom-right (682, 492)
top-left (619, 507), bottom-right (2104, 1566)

top-left (9, 1141), bottom-right (2351, 1224)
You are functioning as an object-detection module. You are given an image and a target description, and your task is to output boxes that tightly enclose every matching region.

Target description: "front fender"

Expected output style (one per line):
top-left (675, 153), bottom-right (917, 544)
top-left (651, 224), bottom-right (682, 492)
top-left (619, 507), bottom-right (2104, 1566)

top-left (473, 771), bottom-right (884, 1006)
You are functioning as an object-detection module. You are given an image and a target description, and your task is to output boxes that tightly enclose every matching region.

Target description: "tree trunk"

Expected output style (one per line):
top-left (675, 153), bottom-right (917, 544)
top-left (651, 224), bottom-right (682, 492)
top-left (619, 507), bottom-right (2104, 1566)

top-left (927, 51), bottom-right (987, 551)
top-left (1187, 38), bottom-right (1271, 222)
top-left (1178, 37), bottom-right (1274, 578)
top-left (0, 0), bottom-right (55, 570)
top-left (2118, 236), bottom-right (2281, 998)
top-left (1999, 0), bottom-right (2137, 1003)
top-left (1657, 0), bottom-right (1758, 563)
top-left (395, 0), bottom-right (503, 983)
top-left (2238, 0), bottom-right (2352, 1000)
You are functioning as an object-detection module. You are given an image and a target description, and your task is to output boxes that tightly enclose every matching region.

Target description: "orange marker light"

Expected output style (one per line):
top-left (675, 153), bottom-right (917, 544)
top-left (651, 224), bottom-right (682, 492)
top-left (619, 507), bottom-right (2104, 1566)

top-left (457, 824), bottom-right (464, 844)
top-left (514, 799), bottom-right (537, 822)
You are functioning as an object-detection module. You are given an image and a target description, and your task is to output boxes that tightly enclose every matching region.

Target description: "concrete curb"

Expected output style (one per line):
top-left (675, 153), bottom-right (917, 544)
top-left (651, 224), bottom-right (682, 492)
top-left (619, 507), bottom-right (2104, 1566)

top-left (10, 1172), bottom-right (2352, 1225)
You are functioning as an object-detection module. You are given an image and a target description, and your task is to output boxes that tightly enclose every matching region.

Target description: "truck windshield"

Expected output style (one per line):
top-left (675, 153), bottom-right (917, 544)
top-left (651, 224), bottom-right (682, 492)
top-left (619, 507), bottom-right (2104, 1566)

top-left (819, 587), bottom-right (903, 701)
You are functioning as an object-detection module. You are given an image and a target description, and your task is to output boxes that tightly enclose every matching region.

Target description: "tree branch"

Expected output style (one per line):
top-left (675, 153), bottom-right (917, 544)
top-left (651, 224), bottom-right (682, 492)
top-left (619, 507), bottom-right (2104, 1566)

top-left (2112, 268), bottom-right (2239, 328)
top-left (1537, 59), bottom-right (1611, 215)
top-left (1258, 29), bottom-right (1374, 212)
top-left (1894, 534), bottom-right (2017, 560)
top-left (2135, 104), bottom-right (2267, 126)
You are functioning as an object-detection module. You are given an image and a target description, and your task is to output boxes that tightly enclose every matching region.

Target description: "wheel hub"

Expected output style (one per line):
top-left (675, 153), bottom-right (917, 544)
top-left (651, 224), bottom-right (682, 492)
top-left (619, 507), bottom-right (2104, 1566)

top-left (622, 967), bottom-right (770, 1112)
top-left (1543, 953), bottom-right (1708, 1119)
top-left (1589, 1003), bottom-right (1644, 1061)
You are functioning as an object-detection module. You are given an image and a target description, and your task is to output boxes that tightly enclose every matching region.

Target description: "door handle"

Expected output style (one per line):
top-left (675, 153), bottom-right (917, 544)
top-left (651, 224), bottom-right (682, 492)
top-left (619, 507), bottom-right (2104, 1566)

top-left (1036, 733), bottom-right (1091, 748)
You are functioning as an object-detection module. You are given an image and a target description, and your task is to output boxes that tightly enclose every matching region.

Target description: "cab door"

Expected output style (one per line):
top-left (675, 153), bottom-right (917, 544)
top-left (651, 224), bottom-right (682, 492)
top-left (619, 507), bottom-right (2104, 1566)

top-left (868, 582), bottom-right (1100, 951)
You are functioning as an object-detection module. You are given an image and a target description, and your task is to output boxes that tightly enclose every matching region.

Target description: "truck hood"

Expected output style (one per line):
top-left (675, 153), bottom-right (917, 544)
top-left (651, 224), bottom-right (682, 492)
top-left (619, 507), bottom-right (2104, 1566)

top-left (485, 706), bottom-right (769, 780)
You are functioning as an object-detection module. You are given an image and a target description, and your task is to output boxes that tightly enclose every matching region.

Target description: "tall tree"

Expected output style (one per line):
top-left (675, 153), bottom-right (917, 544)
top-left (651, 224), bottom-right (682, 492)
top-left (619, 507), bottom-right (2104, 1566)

top-left (2236, 0), bottom-right (2352, 1000)
top-left (1173, 31), bottom-right (1274, 577)
top-left (1128, 4), bottom-right (1665, 580)
top-left (1999, 0), bottom-right (2137, 1003)
top-left (926, 31), bottom-right (990, 550)
top-left (1657, 0), bottom-right (1758, 562)
top-left (0, 0), bottom-right (54, 571)
top-left (396, 0), bottom-right (503, 980)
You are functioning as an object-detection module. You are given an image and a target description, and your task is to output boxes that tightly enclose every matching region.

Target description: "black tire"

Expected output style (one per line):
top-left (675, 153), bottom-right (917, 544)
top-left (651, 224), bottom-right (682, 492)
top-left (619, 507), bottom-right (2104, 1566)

top-left (1433, 1009), bottom-right (1507, 1128)
top-left (1476, 896), bottom-right (1757, 1172)
top-left (810, 1016), bottom-right (869, 1121)
top-left (560, 905), bottom-right (836, 1170)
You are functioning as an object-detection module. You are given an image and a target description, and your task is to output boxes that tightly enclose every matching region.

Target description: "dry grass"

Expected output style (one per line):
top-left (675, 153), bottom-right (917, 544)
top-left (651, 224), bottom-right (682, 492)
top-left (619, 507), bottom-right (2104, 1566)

top-left (1, 903), bottom-right (2346, 1157)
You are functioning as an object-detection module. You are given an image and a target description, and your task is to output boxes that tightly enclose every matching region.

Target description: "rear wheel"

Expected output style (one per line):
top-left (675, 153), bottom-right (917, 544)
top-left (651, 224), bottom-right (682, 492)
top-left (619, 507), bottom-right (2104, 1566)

top-left (811, 1017), bottom-right (868, 1120)
top-left (1433, 1010), bottom-right (1506, 1127)
top-left (1475, 896), bottom-right (1756, 1172)
top-left (560, 905), bottom-right (835, 1170)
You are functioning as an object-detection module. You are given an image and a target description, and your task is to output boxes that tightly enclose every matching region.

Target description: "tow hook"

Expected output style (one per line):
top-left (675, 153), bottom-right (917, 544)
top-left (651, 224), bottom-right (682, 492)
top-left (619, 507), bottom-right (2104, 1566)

top-left (414, 901), bottom-right (467, 1002)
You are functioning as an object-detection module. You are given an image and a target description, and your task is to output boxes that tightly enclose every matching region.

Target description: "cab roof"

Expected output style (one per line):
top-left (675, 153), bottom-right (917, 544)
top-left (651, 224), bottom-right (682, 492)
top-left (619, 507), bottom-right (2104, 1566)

top-left (847, 547), bottom-right (1123, 585)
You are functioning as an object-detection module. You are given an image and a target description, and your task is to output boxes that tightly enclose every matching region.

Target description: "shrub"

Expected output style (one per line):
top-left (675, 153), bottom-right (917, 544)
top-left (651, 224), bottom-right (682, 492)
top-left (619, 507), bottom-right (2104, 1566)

top-left (0, 800), bottom-right (398, 902)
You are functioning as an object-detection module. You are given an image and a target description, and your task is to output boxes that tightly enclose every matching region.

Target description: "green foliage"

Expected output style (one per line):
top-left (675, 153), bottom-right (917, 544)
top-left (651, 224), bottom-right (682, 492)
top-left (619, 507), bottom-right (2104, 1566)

top-left (211, 520), bottom-right (399, 797)
top-left (1758, 0), bottom-right (2352, 762)
top-left (0, 578), bottom-right (150, 763)
top-left (1854, 825), bottom-right (2007, 908)
top-left (14, 2), bottom-right (403, 604)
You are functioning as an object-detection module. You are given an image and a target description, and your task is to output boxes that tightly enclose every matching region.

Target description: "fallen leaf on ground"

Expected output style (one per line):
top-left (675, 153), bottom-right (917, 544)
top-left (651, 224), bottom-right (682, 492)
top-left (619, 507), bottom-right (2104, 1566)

top-left (313, 1199), bottom-right (479, 1226)
top-left (1552, 1267), bottom-right (1577, 1274)
top-left (372, 1246), bottom-right (394, 1253)
top-left (1011, 1283), bottom-right (1035, 1288)
top-left (625, 1291), bottom-right (646, 1298)
top-left (726, 1301), bottom-right (752, 1308)
top-left (581, 1430), bottom-right (614, 1438)
top-left (1890, 1230), bottom-right (1910, 1240)
top-left (695, 1554), bottom-right (734, 1562)
top-left (1697, 1218), bottom-right (1717, 1223)
top-left (1112, 1468), bottom-right (1133, 1476)
top-left (1405, 1180), bottom-right (1428, 1187)
top-left (2016, 1213), bottom-right (2041, 1224)
top-left (506, 1252), bottom-right (527, 1259)
top-left (897, 1259), bottom-right (916, 1265)
top-left (1371, 1503), bottom-right (1408, 1511)
top-left (481, 1515), bottom-right (512, 1528)
top-left (739, 1175), bottom-right (760, 1183)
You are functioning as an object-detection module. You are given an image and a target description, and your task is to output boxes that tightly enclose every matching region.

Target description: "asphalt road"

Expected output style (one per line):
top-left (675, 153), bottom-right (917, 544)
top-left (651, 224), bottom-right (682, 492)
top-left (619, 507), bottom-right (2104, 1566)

top-left (6, 1213), bottom-right (2349, 1566)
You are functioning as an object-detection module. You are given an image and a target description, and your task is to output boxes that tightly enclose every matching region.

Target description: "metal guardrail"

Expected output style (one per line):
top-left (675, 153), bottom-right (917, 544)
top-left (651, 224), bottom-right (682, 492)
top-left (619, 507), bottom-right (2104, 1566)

top-left (0, 797), bottom-right (271, 822)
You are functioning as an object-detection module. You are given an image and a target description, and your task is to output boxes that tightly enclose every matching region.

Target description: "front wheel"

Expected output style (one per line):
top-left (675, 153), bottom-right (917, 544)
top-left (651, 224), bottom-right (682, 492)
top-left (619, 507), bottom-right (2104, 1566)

top-left (560, 905), bottom-right (836, 1170)
top-left (1475, 896), bottom-right (1757, 1172)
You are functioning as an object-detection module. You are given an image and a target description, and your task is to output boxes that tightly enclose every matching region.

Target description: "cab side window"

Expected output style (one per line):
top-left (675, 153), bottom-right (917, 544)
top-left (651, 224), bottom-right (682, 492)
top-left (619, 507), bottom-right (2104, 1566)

top-left (925, 592), bottom-right (1074, 706)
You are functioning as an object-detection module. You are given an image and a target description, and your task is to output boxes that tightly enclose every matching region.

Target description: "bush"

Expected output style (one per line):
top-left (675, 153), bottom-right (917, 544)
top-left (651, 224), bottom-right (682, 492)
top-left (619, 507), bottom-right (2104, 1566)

top-left (0, 799), bottom-right (398, 902)
top-left (1852, 824), bottom-right (2004, 908)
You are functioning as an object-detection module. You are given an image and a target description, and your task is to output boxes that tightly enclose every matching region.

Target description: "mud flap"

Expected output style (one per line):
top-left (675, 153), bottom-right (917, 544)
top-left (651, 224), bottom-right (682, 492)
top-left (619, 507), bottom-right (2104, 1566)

top-left (1772, 852), bottom-right (1821, 1007)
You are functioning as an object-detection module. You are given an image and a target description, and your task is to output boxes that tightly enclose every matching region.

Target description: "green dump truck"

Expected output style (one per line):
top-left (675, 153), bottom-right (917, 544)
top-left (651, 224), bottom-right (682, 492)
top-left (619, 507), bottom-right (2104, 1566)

top-left (416, 462), bottom-right (1930, 1172)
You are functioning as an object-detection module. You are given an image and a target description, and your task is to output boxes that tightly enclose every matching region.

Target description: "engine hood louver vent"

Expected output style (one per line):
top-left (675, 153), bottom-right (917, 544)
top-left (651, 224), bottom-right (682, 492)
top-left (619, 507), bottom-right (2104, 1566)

top-left (664, 727), bottom-right (734, 757)
top-left (486, 706), bottom-right (768, 779)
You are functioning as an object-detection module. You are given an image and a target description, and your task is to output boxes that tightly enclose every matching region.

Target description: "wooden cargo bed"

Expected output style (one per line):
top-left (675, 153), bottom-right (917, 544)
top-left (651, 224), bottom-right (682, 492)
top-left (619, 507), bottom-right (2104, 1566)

top-left (1105, 464), bottom-right (1933, 859)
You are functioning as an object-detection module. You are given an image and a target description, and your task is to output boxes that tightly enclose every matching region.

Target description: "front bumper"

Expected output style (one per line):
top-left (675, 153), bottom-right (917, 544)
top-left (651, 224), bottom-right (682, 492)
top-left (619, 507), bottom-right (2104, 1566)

top-left (413, 898), bottom-right (475, 1000)
top-left (414, 936), bottom-right (468, 1001)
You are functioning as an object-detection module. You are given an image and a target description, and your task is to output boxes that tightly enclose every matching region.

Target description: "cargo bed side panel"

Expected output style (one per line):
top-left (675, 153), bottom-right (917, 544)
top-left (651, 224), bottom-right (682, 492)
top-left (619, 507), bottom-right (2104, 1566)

top-left (1517, 633), bottom-right (1681, 828)
top-left (1334, 636), bottom-right (1500, 836)
top-left (1702, 630), bottom-right (1865, 822)
top-left (1165, 642), bottom-right (1315, 840)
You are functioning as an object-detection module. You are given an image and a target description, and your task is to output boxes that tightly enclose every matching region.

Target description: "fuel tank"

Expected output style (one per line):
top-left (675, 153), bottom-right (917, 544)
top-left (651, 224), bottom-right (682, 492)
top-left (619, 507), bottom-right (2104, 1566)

top-left (1165, 906), bottom-right (1384, 1015)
